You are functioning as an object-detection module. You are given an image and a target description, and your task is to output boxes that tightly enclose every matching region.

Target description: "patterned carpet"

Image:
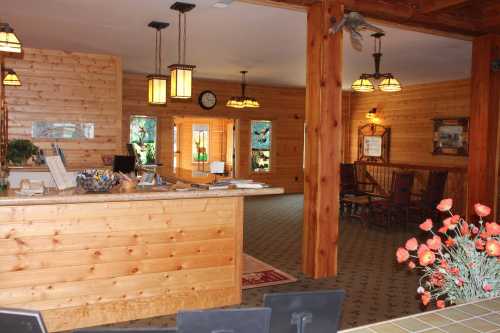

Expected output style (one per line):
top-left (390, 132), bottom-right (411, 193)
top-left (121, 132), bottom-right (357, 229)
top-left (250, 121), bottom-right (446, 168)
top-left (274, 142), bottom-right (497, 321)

top-left (88, 194), bottom-right (424, 331)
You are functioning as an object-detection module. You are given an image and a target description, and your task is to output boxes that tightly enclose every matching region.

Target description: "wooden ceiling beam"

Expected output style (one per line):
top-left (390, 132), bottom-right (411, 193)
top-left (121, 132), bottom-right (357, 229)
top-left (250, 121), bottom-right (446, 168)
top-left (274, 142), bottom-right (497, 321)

top-left (418, 0), bottom-right (470, 14)
top-left (242, 0), bottom-right (483, 38)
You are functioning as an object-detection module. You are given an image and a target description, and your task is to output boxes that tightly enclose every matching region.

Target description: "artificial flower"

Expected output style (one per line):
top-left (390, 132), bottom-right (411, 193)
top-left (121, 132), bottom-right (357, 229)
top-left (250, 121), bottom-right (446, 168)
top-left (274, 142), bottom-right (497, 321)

top-left (445, 237), bottom-right (456, 247)
top-left (420, 219), bottom-right (433, 232)
top-left (405, 237), bottom-right (418, 251)
top-left (417, 286), bottom-right (425, 294)
top-left (417, 244), bottom-right (430, 256)
top-left (485, 222), bottom-right (500, 236)
top-left (436, 300), bottom-right (446, 309)
top-left (449, 267), bottom-right (460, 276)
top-left (419, 249), bottom-right (436, 266)
top-left (475, 239), bottom-right (485, 250)
top-left (396, 247), bottom-right (410, 263)
top-left (427, 235), bottom-right (442, 251)
top-left (408, 261), bottom-right (416, 270)
top-left (485, 239), bottom-right (500, 257)
top-left (472, 226), bottom-right (479, 234)
top-left (455, 278), bottom-right (464, 287)
top-left (483, 284), bottom-right (493, 292)
top-left (438, 226), bottom-right (448, 234)
top-left (460, 222), bottom-right (470, 236)
top-left (430, 272), bottom-right (445, 288)
top-left (421, 291), bottom-right (431, 306)
top-left (436, 198), bottom-right (453, 212)
top-left (474, 204), bottom-right (491, 217)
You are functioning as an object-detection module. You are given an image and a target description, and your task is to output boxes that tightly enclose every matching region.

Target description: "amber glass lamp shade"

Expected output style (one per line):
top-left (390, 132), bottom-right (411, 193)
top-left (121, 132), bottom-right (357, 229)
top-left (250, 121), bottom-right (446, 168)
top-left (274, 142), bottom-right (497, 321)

top-left (0, 23), bottom-right (22, 54)
top-left (3, 69), bottom-right (21, 86)
top-left (379, 77), bottom-right (402, 92)
top-left (352, 78), bottom-right (374, 93)
top-left (169, 64), bottom-right (195, 99)
top-left (226, 97), bottom-right (245, 109)
top-left (147, 74), bottom-right (168, 105)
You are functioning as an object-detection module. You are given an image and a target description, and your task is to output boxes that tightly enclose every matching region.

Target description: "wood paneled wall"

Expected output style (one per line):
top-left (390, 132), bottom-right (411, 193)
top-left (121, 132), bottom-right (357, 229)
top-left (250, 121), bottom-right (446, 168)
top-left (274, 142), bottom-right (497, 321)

top-left (347, 79), bottom-right (471, 168)
top-left (123, 73), bottom-right (306, 193)
top-left (3, 48), bottom-right (123, 167)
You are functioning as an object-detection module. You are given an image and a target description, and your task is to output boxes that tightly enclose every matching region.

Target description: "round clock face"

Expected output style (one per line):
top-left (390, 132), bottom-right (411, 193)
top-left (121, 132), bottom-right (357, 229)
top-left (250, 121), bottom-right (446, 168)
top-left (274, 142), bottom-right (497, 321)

top-left (199, 90), bottom-right (217, 110)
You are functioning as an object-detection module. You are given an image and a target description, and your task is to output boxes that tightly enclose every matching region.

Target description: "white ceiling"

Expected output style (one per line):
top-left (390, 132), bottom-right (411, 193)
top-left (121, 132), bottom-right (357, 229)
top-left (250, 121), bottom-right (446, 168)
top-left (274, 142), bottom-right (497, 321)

top-left (0, 0), bottom-right (472, 88)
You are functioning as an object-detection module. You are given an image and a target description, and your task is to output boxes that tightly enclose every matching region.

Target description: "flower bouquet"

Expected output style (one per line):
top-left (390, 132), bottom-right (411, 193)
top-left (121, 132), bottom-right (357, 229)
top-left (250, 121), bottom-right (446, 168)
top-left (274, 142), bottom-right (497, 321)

top-left (396, 199), bottom-right (499, 309)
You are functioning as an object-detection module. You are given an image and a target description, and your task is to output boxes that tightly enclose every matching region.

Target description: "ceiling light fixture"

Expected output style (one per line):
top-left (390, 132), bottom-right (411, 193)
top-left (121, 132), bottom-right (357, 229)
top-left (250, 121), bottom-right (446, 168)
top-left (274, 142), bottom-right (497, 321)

top-left (3, 68), bottom-right (21, 86)
top-left (0, 22), bottom-right (22, 54)
top-left (227, 71), bottom-right (260, 109)
top-left (147, 21), bottom-right (169, 105)
top-left (213, 0), bottom-right (233, 8)
top-left (169, 2), bottom-right (196, 99)
top-left (352, 33), bottom-right (401, 93)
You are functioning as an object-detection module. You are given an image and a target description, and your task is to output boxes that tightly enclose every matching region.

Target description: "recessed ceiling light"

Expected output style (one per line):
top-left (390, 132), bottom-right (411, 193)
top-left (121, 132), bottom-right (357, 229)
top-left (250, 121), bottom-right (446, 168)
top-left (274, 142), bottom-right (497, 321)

top-left (213, 0), bottom-right (233, 8)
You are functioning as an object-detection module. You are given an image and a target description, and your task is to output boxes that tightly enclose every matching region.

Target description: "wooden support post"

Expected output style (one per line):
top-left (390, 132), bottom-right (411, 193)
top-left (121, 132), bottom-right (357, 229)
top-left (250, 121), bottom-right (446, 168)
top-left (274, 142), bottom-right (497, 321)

top-left (303, 0), bottom-right (343, 278)
top-left (467, 35), bottom-right (500, 221)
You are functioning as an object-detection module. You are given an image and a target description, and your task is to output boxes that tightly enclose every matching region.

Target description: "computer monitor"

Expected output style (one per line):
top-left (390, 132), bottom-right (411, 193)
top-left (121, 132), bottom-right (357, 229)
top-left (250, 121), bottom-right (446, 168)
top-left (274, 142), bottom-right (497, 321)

top-left (263, 290), bottom-right (345, 333)
top-left (113, 155), bottom-right (136, 173)
top-left (177, 308), bottom-right (272, 333)
top-left (75, 328), bottom-right (177, 333)
top-left (0, 308), bottom-right (48, 333)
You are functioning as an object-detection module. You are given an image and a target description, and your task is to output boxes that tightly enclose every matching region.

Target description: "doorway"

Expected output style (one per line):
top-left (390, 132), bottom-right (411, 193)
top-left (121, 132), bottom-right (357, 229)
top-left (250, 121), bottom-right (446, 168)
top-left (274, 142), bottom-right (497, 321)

top-left (173, 116), bottom-right (236, 183)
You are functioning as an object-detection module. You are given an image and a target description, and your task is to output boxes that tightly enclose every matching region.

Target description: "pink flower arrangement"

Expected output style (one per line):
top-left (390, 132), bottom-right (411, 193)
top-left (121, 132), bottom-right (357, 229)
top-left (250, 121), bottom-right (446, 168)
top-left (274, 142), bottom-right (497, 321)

top-left (396, 198), bottom-right (500, 308)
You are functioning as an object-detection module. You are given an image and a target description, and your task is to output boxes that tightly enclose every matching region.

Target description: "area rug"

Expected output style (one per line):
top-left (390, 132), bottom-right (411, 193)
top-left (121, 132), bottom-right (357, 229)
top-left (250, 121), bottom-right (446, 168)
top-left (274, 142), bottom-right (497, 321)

top-left (242, 254), bottom-right (297, 289)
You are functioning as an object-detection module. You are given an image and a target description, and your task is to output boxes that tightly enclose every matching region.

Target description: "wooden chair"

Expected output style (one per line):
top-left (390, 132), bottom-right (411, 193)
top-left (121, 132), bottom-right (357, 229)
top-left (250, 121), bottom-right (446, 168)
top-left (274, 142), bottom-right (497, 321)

top-left (370, 171), bottom-right (415, 227)
top-left (411, 170), bottom-right (448, 222)
top-left (340, 163), bottom-right (375, 216)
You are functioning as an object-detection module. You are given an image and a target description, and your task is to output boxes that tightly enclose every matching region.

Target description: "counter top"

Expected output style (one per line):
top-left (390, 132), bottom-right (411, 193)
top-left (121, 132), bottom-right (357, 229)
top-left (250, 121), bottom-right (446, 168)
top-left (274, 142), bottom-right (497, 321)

top-left (0, 187), bottom-right (284, 206)
top-left (341, 297), bottom-right (500, 333)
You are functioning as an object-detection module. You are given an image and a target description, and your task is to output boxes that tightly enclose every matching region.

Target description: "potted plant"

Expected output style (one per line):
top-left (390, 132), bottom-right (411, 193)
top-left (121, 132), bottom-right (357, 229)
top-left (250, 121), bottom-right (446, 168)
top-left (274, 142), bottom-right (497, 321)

top-left (396, 199), bottom-right (499, 309)
top-left (7, 139), bottom-right (39, 166)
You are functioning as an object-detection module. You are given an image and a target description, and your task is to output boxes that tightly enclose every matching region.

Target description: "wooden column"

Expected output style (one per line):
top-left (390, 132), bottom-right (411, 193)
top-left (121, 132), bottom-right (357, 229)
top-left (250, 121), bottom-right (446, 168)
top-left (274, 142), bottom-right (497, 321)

top-left (303, 0), bottom-right (343, 278)
top-left (468, 35), bottom-right (500, 220)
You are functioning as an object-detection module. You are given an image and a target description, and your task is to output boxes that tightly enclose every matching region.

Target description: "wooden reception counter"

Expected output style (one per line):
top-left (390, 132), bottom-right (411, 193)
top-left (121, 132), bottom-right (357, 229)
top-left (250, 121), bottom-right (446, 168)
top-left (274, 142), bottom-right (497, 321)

top-left (0, 187), bottom-right (283, 332)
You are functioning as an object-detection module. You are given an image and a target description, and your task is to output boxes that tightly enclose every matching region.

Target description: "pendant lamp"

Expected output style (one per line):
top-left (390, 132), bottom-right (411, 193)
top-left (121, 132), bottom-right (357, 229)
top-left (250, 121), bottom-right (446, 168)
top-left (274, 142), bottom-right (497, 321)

top-left (226, 71), bottom-right (260, 109)
top-left (169, 2), bottom-right (196, 99)
top-left (352, 33), bottom-right (401, 93)
top-left (0, 23), bottom-right (22, 54)
top-left (147, 21), bottom-right (169, 105)
top-left (3, 68), bottom-right (21, 86)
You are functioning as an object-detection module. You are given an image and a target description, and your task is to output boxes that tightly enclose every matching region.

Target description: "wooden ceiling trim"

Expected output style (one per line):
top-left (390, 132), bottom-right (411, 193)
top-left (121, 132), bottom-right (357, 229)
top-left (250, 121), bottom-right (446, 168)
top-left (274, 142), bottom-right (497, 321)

top-left (418, 0), bottom-right (470, 14)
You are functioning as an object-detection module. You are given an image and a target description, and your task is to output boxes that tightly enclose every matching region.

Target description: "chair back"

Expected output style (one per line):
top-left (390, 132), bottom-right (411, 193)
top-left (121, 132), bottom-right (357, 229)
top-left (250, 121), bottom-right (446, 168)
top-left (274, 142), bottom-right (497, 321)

top-left (340, 163), bottom-right (357, 194)
top-left (263, 290), bottom-right (345, 333)
top-left (0, 308), bottom-right (48, 333)
top-left (422, 171), bottom-right (448, 209)
top-left (76, 329), bottom-right (177, 333)
top-left (177, 308), bottom-right (271, 333)
top-left (390, 172), bottom-right (414, 206)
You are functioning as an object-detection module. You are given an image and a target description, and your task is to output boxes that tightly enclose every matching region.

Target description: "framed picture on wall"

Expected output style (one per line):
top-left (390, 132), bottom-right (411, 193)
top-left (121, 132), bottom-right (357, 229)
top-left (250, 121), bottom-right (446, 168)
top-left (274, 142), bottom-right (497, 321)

top-left (357, 124), bottom-right (390, 163)
top-left (432, 118), bottom-right (469, 156)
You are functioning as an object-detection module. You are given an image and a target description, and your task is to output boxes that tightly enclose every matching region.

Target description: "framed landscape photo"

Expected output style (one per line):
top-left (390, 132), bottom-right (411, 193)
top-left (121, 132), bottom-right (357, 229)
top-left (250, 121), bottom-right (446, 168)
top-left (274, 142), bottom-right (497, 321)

top-left (432, 118), bottom-right (469, 156)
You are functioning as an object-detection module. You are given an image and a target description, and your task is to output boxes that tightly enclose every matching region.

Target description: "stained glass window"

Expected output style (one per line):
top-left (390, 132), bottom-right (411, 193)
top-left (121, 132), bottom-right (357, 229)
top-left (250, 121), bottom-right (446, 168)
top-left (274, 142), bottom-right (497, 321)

top-left (130, 116), bottom-right (157, 165)
top-left (251, 120), bottom-right (272, 172)
top-left (192, 124), bottom-right (209, 162)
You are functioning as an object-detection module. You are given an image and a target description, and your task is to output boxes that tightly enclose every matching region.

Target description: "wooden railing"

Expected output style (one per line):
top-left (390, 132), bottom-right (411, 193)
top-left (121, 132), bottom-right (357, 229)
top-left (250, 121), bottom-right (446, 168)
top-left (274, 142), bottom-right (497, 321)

top-left (355, 161), bottom-right (468, 214)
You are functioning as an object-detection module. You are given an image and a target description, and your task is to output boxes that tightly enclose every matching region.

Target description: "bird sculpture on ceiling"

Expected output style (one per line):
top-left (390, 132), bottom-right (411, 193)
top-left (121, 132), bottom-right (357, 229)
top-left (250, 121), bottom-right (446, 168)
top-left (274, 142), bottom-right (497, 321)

top-left (329, 12), bottom-right (385, 52)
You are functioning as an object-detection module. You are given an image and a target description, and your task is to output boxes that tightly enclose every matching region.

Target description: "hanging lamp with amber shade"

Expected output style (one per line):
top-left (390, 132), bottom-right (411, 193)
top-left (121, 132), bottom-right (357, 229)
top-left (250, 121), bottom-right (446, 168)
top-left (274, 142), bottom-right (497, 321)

top-left (147, 21), bottom-right (169, 105)
top-left (0, 23), bottom-right (22, 54)
top-left (3, 68), bottom-right (21, 86)
top-left (227, 71), bottom-right (260, 109)
top-left (169, 2), bottom-right (196, 99)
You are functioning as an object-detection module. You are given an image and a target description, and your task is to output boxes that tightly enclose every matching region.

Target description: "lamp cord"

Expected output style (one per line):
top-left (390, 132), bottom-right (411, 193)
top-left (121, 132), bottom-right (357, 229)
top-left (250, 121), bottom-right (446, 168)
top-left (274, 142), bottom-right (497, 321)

top-left (183, 13), bottom-right (187, 64)
top-left (178, 11), bottom-right (182, 64)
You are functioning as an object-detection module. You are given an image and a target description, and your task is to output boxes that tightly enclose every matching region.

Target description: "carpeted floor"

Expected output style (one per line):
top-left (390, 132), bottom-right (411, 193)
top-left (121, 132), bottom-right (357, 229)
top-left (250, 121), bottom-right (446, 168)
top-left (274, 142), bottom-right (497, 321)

top-left (93, 194), bottom-right (424, 331)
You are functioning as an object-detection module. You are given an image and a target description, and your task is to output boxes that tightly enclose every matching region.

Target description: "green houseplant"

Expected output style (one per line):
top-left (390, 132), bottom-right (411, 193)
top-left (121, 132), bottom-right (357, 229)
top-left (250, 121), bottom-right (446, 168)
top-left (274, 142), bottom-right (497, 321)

top-left (7, 139), bottom-right (39, 165)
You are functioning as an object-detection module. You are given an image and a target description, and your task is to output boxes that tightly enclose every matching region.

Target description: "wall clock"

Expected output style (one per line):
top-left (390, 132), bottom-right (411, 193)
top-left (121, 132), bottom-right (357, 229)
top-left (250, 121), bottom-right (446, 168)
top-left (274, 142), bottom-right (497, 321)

top-left (198, 90), bottom-right (217, 110)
